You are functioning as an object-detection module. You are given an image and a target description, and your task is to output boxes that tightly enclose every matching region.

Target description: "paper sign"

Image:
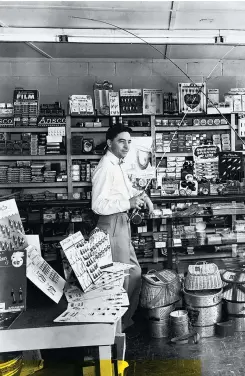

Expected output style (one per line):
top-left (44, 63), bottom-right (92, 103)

top-left (26, 245), bottom-right (65, 303)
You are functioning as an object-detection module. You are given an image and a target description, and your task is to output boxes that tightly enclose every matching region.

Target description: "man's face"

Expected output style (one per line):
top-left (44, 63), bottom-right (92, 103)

top-left (107, 131), bottom-right (132, 160)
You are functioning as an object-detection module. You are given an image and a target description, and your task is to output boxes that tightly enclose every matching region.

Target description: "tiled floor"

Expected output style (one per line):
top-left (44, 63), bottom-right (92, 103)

top-left (34, 322), bottom-right (245, 376)
top-left (125, 325), bottom-right (245, 376)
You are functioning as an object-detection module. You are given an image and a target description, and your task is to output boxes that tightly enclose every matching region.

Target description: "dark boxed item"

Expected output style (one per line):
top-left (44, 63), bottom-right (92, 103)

top-left (219, 151), bottom-right (243, 181)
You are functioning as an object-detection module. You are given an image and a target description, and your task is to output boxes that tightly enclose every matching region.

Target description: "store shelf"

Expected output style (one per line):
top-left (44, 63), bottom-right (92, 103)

top-left (71, 127), bottom-right (109, 132)
top-left (0, 155), bottom-right (67, 160)
top-left (71, 126), bottom-right (150, 132)
top-left (155, 125), bottom-right (231, 131)
top-left (72, 182), bottom-right (92, 187)
top-left (138, 256), bottom-right (167, 263)
top-left (71, 155), bottom-right (101, 159)
top-left (176, 251), bottom-right (232, 260)
top-left (0, 182), bottom-right (67, 188)
top-left (16, 199), bottom-right (90, 206)
top-left (151, 194), bottom-right (245, 202)
top-left (0, 127), bottom-right (50, 132)
top-left (155, 152), bottom-right (193, 157)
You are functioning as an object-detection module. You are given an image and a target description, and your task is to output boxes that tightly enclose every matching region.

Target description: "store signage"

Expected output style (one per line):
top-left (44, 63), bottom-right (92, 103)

top-left (0, 117), bottom-right (14, 126)
top-left (194, 145), bottom-right (219, 159)
top-left (13, 90), bottom-right (39, 102)
top-left (38, 116), bottom-right (66, 126)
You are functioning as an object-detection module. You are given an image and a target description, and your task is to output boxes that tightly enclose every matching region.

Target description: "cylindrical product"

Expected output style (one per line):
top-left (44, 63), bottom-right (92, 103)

top-left (170, 310), bottom-right (189, 337)
top-left (149, 318), bottom-right (169, 338)
top-left (186, 302), bottom-right (222, 326)
top-left (183, 288), bottom-right (223, 307)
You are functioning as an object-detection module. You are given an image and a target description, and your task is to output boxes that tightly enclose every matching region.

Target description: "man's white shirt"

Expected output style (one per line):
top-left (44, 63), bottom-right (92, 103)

top-left (92, 150), bottom-right (139, 215)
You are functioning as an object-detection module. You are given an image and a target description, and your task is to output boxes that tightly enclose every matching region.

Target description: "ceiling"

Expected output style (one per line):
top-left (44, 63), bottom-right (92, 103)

top-left (0, 1), bottom-right (245, 59)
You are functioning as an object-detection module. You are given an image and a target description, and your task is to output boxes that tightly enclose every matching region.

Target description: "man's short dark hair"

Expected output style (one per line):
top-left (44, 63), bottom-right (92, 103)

top-left (106, 124), bottom-right (132, 141)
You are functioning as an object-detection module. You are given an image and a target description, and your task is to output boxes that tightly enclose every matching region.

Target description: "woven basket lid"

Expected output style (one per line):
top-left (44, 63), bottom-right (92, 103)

top-left (221, 269), bottom-right (245, 284)
top-left (143, 269), bottom-right (178, 285)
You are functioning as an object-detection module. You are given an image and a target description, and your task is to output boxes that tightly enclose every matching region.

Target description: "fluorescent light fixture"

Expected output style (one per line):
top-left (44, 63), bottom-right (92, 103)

top-left (1, 28), bottom-right (245, 45)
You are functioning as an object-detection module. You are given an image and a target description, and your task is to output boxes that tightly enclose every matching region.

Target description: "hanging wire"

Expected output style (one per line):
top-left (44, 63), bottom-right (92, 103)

top-left (70, 16), bottom-right (245, 150)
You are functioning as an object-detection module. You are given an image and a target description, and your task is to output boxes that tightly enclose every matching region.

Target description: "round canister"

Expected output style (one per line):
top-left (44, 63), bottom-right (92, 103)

top-left (170, 310), bottom-right (189, 337)
top-left (186, 302), bottom-right (222, 326)
top-left (149, 318), bottom-right (169, 338)
top-left (183, 288), bottom-right (223, 307)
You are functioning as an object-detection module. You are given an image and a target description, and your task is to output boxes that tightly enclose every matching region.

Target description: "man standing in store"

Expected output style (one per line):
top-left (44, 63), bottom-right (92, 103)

top-left (92, 124), bottom-right (154, 332)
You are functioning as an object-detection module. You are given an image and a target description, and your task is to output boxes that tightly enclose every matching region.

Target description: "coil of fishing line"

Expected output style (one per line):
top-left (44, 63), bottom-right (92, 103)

top-left (70, 16), bottom-right (245, 224)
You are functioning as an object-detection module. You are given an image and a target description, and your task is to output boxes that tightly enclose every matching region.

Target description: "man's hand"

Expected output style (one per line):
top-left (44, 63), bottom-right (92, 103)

top-left (129, 195), bottom-right (145, 210)
top-left (143, 195), bottom-right (154, 215)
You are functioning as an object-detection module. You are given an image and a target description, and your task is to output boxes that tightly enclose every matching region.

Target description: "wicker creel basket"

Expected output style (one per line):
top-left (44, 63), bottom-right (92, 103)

top-left (140, 269), bottom-right (181, 309)
top-left (185, 261), bottom-right (222, 291)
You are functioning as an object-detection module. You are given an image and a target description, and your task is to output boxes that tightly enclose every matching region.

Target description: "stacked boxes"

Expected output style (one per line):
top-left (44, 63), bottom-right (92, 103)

top-left (157, 156), bottom-right (186, 185)
top-left (13, 89), bottom-right (39, 127)
top-left (156, 132), bottom-right (231, 154)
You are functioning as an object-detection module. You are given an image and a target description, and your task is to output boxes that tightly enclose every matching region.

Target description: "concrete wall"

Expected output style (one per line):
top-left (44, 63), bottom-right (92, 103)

top-left (0, 58), bottom-right (244, 107)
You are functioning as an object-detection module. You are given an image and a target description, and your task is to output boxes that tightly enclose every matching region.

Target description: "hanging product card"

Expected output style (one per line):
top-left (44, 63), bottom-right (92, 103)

top-left (26, 245), bottom-right (65, 304)
top-left (119, 89), bottom-right (143, 115)
top-left (68, 95), bottom-right (94, 116)
top-left (0, 249), bottom-right (27, 312)
top-left (68, 292), bottom-right (129, 310)
top-left (0, 199), bottom-right (27, 252)
top-left (219, 151), bottom-right (243, 181)
top-left (123, 137), bottom-right (155, 189)
top-left (109, 91), bottom-right (120, 116)
top-left (60, 232), bottom-right (102, 292)
top-left (178, 83), bottom-right (206, 114)
top-left (143, 89), bottom-right (163, 115)
top-left (94, 81), bottom-right (113, 116)
top-left (89, 227), bottom-right (113, 269)
top-left (193, 145), bottom-right (220, 180)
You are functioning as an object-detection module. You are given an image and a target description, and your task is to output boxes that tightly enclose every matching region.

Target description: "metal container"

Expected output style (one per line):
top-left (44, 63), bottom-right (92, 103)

top-left (186, 302), bottom-right (222, 326)
top-left (193, 324), bottom-right (215, 338)
top-left (225, 300), bottom-right (245, 315)
top-left (149, 318), bottom-right (169, 338)
top-left (147, 302), bottom-right (176, 320)
top-left (170, 310), bottom-right (189, 337)
top-left (228, 316), bottom-right (245, 331)
top-left (183, 288), bottom-right (223, 307)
